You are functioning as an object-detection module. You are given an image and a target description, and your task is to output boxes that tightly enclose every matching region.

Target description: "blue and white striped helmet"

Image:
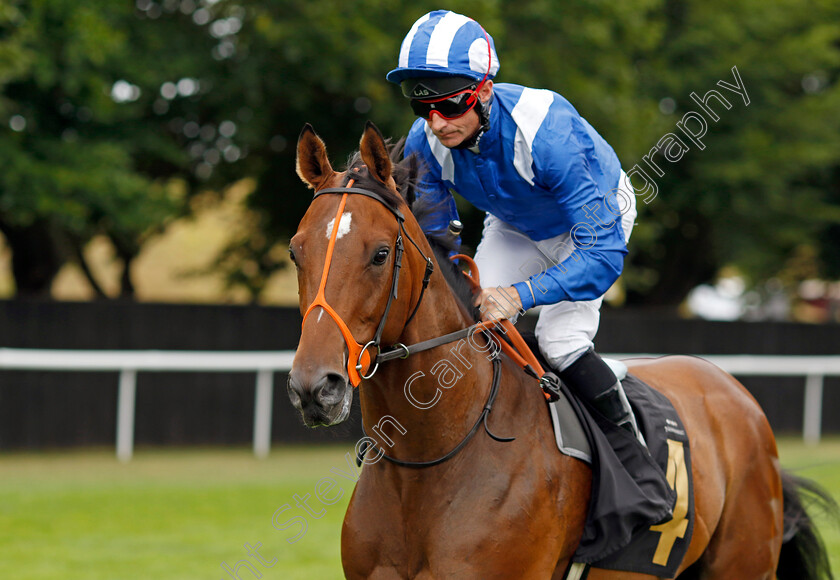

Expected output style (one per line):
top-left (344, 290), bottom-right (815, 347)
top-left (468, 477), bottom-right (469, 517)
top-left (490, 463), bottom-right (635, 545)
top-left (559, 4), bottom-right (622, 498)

top-left (386, 10), bottom-right (501, 85)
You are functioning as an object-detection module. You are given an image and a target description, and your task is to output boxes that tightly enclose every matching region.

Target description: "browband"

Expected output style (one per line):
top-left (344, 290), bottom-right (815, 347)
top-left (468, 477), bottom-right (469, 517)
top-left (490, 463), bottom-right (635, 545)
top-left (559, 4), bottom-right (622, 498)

top-left (314, 187), bottom-right (405, 221)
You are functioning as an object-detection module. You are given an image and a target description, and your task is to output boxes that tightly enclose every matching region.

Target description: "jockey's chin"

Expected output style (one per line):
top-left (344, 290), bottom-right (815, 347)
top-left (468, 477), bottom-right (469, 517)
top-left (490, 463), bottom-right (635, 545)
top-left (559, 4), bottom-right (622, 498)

top-left (434, 129), bottom-right (469, 148)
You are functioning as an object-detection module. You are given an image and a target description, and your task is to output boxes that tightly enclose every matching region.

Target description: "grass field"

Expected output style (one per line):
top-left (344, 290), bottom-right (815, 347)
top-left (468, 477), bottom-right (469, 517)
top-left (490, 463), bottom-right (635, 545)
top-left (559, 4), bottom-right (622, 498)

top-left (1, 438), bottom-right (838, 580)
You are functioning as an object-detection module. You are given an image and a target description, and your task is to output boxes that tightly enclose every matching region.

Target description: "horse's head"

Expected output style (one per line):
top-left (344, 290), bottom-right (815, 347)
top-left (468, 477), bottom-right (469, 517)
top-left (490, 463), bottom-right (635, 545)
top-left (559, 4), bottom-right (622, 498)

top-left (288, 122), bottom-right (426, 427)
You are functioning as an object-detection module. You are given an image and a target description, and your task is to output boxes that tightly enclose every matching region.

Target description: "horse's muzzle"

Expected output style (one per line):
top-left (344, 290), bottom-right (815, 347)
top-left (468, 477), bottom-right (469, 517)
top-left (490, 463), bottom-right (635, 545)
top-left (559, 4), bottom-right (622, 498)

top-left (287, 370), bottom-right (352, 427)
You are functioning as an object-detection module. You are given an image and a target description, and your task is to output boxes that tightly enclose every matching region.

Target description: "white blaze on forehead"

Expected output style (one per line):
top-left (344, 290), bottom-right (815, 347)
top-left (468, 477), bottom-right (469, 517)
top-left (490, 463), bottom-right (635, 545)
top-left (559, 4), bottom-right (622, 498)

top-left (325, 212), bottom-right (352, 239)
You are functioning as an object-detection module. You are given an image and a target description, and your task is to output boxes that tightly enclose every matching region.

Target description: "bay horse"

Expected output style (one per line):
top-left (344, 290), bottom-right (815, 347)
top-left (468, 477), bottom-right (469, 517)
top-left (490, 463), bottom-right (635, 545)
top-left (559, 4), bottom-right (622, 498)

top-left (287, 122), bottom-right (835, 579)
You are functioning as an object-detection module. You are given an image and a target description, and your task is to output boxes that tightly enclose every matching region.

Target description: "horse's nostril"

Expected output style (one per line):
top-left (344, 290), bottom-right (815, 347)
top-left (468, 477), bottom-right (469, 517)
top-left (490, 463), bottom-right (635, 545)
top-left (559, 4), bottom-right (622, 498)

top-left (287, 375), bottom-right (303, 408)
top-left (315, 372), bottom-right (347, 406)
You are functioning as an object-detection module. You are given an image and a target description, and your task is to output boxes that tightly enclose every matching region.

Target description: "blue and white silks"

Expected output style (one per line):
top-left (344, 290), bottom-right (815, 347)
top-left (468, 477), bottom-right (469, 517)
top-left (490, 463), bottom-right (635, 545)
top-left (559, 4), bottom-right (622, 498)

top-left (405, 83), bottom-right (629, 310)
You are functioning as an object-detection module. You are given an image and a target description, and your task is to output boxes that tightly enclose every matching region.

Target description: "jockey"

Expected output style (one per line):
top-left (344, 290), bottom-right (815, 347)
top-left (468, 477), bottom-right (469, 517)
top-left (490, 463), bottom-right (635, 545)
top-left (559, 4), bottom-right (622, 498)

top-left (387, 10), bottom-right (644, 445)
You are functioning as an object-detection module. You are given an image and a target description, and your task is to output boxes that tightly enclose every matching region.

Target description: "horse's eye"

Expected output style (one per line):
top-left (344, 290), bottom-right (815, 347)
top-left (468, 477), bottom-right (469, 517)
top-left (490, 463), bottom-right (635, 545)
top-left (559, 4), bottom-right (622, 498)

top-left (288, 246), bottom-right (297, 264)
top-left (372, 247), bottom-right (390, 266)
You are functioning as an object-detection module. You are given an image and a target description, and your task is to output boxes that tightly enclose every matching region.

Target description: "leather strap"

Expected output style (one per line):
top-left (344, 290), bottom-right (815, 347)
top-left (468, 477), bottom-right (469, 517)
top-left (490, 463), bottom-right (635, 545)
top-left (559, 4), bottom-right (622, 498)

top-left (358, 356), bottom-right (514, 468)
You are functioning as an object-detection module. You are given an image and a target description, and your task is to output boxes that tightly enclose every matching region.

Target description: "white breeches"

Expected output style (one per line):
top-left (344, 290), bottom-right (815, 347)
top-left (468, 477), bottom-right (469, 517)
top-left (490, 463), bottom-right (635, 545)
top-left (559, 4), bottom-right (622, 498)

top-left (473, 171), bottom-right (636, 371)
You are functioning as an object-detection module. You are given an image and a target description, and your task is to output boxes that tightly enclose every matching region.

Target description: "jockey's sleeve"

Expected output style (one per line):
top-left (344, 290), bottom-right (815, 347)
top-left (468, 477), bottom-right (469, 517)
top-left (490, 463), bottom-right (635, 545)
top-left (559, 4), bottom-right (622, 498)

top-left (414, 165), bottom-right (461, 238)
top-left (512, 123), bottom-right (627, 311)
top-left (404, 131), bottom-right (461, 241)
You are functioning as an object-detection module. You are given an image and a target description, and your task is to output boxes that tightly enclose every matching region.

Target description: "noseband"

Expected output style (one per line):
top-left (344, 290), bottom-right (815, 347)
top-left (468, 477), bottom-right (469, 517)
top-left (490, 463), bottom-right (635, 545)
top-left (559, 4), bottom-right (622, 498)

top-left (302, 179), bottom-right (518, 469)
top-left (301, 180), bottom-right (434, 386)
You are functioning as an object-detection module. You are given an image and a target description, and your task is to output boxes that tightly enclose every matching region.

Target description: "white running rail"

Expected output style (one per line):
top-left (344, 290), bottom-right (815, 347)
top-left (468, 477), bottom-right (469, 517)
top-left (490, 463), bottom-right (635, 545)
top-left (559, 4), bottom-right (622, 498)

top-left (0, 349), bottom-right (294, 462)
top-left (0, 349), bottom-right (837, 460)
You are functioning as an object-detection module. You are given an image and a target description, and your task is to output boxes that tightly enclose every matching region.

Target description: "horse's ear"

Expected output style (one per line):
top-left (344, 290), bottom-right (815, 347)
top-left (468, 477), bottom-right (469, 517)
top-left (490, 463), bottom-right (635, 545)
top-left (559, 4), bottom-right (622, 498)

top-left (296, 123), bottom-right (334, 191)
top-left (359, 121), bottom-right (392, 184)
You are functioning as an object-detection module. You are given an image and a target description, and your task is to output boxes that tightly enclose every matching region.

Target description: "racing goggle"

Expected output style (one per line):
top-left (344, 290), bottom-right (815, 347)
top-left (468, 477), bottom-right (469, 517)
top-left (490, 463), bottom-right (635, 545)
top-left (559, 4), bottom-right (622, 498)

top-left (410, 86), bottom-right (479, 121)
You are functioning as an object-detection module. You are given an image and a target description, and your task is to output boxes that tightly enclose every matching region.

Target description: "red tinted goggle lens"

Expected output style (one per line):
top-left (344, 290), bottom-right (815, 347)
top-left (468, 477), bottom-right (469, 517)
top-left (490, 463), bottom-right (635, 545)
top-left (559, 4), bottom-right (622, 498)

top-left (410, 88), bottom-right (477, 120)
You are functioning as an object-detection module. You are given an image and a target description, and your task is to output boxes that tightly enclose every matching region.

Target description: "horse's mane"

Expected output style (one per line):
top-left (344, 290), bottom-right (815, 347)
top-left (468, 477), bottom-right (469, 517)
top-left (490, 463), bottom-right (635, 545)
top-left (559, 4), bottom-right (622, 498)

top-left (424, 238), bottom-right (481, 322)
top-left (342, 138), bottom-right (416, 212)
top-left (342, 141), bottom-right (479, 322)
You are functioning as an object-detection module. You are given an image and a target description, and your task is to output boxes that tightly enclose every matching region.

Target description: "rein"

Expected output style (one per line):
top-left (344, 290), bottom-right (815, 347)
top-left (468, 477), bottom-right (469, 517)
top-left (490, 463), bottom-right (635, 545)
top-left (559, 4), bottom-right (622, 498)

top-left (304, 181), bottom-right (558, 469)
top-left (358, 356), bottom-right (514, 468)
top-left (375, 253), bottom-right (562, 402)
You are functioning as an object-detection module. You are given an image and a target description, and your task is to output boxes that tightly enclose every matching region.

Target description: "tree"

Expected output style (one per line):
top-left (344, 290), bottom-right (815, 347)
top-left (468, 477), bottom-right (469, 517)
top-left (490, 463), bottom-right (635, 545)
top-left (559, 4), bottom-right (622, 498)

top-left (4, 0), bottom-right (839, 308)
top-left (229, 0), bottom-right (840, 307)
top-left (0, 0), bottom-right (224, 297)
top-left (193, 0), bottom-right (424, 300)
top-left (496, 0), bottom-right (840, 306)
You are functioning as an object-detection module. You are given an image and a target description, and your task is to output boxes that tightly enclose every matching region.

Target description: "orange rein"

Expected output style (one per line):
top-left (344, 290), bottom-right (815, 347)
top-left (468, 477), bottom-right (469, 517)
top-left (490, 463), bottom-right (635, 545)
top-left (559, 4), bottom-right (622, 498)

top-left (452, 254), bottom-right (553, 400)
top-left (302, 191), bottom-right (550, 396)
top-left (301, 179), bottom-right (373, 387)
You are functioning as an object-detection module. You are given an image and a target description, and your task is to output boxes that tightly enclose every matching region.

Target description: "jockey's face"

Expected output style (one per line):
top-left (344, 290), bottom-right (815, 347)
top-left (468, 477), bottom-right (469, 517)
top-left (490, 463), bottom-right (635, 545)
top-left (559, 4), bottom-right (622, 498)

top-left (425, 81), bottom-right (493, 148)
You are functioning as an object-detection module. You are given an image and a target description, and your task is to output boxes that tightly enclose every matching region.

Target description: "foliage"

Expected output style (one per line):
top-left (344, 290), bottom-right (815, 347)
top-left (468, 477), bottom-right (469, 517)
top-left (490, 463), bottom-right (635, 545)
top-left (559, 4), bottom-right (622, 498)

top-left (624, 0), bottom-right (840, 304)
top-left (490, 0), bottom-right (840, 304)
top-left (0, 0), bottom-right (219, 296)
top-left (2, 0), bottom-right (839, 306)
top-left (217, 0), bottom-right (840, 305)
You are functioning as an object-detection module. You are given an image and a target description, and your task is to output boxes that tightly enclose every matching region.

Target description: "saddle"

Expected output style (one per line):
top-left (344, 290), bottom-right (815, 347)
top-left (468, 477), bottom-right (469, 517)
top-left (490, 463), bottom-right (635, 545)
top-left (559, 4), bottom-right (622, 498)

top-left (451, 257), bottom-right (694, 575)
top-left (520, 332), bottom-right (695, 578)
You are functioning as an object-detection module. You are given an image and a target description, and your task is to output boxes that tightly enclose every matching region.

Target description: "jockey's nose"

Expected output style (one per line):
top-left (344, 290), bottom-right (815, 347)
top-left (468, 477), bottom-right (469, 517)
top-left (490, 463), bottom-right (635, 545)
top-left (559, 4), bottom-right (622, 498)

top-left (427, 113), bottom-right (449, 132)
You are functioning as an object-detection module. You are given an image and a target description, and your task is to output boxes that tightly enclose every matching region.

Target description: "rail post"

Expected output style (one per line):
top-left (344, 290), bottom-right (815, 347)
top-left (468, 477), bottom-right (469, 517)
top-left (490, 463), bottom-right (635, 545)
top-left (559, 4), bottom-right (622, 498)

top-left (116, 369), bottom-right (138, 462)
top-left (253, 369), bottom-right (274, 458)
top-left (803, 373), bottom-right (824, 445)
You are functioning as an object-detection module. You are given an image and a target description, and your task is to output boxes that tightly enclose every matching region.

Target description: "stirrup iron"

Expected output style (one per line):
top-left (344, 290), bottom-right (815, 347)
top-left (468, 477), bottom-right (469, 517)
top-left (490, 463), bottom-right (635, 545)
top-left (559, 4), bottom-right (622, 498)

top-left (593, 382), bottom-right (648, 449)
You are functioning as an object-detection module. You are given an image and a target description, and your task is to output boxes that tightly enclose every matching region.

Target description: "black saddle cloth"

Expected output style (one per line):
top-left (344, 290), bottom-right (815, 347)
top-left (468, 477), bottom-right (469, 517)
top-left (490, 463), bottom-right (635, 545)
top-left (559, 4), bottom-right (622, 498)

top-left (521, 332), bottom-right (694, 577)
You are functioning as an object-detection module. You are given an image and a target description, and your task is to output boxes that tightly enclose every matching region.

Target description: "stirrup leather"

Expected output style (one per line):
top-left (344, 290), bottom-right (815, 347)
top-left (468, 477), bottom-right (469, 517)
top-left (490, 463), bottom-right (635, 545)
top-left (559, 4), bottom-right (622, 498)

top-left (593, 383), bottom-right (648, 449)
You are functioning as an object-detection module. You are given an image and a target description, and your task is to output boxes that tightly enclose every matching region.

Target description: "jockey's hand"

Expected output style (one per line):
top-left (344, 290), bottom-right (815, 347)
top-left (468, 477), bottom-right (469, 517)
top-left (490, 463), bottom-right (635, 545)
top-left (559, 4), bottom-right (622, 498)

top-left (474, 285), bottom-right (524, 322)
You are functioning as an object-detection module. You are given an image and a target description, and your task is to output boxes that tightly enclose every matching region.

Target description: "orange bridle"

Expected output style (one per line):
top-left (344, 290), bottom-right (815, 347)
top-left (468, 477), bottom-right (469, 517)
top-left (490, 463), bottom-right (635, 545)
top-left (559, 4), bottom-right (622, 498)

top-left (300, 179), bottom-right (434, 387)
top-left (300, 180), bottom-right (553, 401)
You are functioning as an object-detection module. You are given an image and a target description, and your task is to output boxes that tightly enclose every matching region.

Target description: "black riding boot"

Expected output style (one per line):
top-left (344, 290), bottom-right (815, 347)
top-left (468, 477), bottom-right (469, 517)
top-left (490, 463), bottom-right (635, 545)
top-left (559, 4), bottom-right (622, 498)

top-left (558, 348), bottom-right (647, 448)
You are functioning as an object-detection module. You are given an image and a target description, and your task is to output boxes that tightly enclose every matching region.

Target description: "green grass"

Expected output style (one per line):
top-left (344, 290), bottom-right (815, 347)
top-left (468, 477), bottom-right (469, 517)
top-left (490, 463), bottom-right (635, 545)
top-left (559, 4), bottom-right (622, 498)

top-left (0, 438), bottom-right (838, 579)
top-left (0, 446), bottom-right (354, 580)
top-left (776, 437), bottom-right (840, 574)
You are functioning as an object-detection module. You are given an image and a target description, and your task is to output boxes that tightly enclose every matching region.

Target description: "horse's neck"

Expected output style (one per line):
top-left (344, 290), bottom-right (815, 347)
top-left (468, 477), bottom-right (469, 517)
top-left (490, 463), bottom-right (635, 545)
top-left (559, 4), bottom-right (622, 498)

top-left (359, 276), bottom-right (496, 462)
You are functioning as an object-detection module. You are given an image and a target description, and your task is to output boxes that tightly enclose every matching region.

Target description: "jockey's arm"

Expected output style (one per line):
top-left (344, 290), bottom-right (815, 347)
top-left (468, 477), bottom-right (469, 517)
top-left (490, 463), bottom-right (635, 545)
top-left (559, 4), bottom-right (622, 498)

top-left (508, 133), bottom-right (628, 313)
top-left (404, 134), bottom-right (462, 250)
